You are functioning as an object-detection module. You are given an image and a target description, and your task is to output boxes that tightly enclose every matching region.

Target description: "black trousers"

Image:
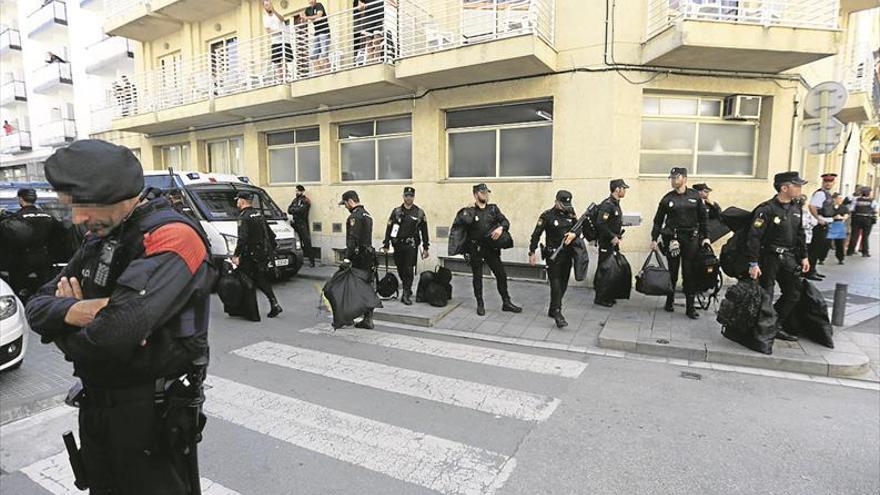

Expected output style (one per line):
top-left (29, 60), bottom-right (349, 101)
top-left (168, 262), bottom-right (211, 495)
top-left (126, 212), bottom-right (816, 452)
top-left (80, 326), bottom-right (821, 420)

top-left (292, 220), bottom-right (313, 262)
top-left (595, 242), bottom-right (615, 302)
top-left (7, 252), bottom-right (51, 302)
top-left (847, 217), bottom-right (873, 255)
top-left (662, 234), bottom-right (701, 295)
top-left (392, 242), bottom-right (417, 293)
top-left (468, 244), bottom-right (510, 301)
top-left (240, 258), bottom-right (276, 303)
top-left (832, 238), bottom-right (846, 262)
top-left (759, 252), bottom-right (800, 326)
top-left (79, 389), bottom-right (191, 494)
top-left (547, 248), bottom-right (573, 315)
top-left (810, 224), bottom-right (830, 262)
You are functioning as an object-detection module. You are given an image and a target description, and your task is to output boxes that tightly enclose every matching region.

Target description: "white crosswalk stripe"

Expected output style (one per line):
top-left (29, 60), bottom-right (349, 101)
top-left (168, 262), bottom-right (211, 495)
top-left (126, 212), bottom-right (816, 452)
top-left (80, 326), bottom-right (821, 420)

top-left (300, 324), bottom-right (588, 378)
top-left (20, 451), bottom-right (240, 495)
top-left (204, 376), bottom-right (516, 495)
top-left (232, 340), bottom-right (560, 422)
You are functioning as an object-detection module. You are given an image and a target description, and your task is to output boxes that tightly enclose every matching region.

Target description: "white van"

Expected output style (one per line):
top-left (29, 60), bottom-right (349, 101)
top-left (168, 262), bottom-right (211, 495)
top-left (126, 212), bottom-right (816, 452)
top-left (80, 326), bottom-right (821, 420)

top-left (142, 171), bottom-right (303, 278)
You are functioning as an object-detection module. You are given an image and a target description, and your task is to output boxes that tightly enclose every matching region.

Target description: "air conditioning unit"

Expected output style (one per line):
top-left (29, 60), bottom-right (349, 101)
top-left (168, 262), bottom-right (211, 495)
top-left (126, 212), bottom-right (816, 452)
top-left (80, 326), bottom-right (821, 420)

top-left (723, 95), bottom-right (762, 120)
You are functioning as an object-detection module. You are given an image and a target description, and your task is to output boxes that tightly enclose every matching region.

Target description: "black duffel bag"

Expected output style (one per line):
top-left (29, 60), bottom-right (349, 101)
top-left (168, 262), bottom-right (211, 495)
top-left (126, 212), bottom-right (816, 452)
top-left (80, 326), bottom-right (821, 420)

top-left (635, 249), bottom-right (673, 296)
top-left (594, 250), bottom-right (632, 301)
top-left (375, 255), bottom-right (399, 300)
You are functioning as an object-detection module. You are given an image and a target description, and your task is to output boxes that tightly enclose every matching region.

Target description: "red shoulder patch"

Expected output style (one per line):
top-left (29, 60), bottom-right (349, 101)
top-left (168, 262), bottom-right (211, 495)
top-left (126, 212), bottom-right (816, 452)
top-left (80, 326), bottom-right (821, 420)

top-left (144, 223), bottom-right (207, 274)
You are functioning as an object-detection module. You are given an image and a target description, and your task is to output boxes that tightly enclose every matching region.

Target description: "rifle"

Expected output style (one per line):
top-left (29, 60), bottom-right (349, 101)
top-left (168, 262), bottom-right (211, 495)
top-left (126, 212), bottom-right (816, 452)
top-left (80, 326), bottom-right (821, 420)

top-left (549, 204), bottom-right (595, 262)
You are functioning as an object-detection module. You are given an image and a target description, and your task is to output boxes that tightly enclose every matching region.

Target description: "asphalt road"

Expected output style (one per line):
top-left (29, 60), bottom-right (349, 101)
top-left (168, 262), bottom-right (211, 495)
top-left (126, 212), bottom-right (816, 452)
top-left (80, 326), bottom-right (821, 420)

top-left (1, 276), bottom-right (878, 495)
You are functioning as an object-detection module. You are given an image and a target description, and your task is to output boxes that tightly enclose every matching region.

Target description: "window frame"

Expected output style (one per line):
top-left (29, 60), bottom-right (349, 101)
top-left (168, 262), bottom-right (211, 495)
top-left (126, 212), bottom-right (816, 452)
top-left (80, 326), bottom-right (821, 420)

top-left (160, 142), bottom-right (191, 170)
top-left (444, 100), bottom-right (554, 180)
top-left (266, 126), bottom-right (321, 185)
top-left (337, 115), bottom-right (413, 183)
top-left (206, 136), bottom-right (243, 175)
top-left (640, 94), bottom-right (759, 178)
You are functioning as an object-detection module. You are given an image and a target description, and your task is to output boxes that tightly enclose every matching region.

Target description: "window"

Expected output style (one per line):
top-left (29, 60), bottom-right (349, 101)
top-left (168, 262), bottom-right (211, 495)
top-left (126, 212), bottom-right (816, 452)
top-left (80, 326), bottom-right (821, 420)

top-left (207, 137), bottom-right (243, 175)
top-left (446, 99), bottom-right (553, 179)
top-left (161, 143), bottom-right (190, 170)
top-left (267, 127), bottom-right (320, 184)
top-left (339, 116), bottom-right (412, 182)
top-left (640, 94), bottom-right (757, 176)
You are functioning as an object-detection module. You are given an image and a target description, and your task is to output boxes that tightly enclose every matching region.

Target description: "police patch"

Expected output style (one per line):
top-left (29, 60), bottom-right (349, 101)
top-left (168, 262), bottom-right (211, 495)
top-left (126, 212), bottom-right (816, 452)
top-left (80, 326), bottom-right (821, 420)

top-left (553, 220), bottom-right (559, 227)
top-left (753, 218), bottom-right (764, 228)
top-left (602, 212), bottom-right (610, 220)
top-left (669, 201), bottom-right (674, 208)
top-left (773, 217), bottom-right (781, 224)
top-left (537, 218), bottom-right (544, 226)
top-left (349, 217), bottom-right (356, 226)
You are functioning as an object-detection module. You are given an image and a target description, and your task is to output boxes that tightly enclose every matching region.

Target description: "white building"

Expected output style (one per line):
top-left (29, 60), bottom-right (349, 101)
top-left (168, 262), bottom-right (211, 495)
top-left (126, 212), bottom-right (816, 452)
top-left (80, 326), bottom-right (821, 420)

top-left (0, 0), bottom-right (135, 182)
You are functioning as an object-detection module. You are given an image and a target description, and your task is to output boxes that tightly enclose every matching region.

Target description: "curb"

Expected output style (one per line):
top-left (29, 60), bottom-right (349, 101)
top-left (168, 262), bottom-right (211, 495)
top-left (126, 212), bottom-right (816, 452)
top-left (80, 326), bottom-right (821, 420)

top-left (0, 393), bottom-right (67, 426)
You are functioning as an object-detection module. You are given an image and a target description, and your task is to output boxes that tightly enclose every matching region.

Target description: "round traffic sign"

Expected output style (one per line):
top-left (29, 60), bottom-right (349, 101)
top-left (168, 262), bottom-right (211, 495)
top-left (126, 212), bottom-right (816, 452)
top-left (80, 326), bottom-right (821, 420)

top-left (804, 81), bottom-right (847, 118)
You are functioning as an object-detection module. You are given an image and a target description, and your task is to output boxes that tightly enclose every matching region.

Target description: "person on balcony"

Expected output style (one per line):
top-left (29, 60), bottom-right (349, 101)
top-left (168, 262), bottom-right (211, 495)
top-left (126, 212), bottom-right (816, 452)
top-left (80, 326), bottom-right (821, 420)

top-left (363, 0), bottom-right (386, 62)
top-left (304, 0), bottom-right (330, 74)
top-left (45, 51), bottom-right (66, 64)
top-left (2, 120), bottom-right (13, 136)
top-left (264, 0), bottom-right (292, 81)
top-left (353, 0), bottom-right (368, 64)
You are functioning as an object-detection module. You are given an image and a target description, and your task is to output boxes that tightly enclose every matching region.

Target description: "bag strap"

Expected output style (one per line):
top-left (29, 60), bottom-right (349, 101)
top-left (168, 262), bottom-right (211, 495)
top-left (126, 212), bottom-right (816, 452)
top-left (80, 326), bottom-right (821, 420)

top-left (643, 249), bottom-right (667, 271)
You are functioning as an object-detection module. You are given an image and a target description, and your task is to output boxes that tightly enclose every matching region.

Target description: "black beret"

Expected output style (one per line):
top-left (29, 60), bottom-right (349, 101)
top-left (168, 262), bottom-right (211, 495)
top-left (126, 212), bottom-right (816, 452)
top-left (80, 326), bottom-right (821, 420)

top-left (17, 188), bottom-right (37, 202)
top-left (45, 140), bottom-right (144, 204)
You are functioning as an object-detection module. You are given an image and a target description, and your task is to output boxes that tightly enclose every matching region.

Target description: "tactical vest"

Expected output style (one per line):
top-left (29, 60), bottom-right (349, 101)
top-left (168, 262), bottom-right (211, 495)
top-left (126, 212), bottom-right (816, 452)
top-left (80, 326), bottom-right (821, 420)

top-left (814, 188), bottom-right (834, 217)
top-left (853, 197), bottom-right (874, 216)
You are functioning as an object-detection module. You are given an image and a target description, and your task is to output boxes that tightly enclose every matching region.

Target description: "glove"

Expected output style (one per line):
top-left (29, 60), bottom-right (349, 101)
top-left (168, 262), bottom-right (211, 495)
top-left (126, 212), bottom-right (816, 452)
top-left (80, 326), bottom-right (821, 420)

top-left (668, 239), bottom-right (681, 258)
top-left (340, 259), bottom-right (352, 270)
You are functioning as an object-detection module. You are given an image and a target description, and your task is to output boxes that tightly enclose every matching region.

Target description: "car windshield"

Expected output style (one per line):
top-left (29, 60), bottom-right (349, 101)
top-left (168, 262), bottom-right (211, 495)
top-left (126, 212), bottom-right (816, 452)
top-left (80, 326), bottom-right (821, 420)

top-left (189, 186), bottom-right (285, 221)
top-left (143, 174), bottom-right (184, 190)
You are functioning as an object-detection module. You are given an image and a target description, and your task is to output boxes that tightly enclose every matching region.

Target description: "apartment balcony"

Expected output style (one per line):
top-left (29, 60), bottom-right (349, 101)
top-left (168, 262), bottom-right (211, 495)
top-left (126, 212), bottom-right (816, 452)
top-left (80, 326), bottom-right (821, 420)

top-left (642, 0), bottom-right (840, 73)
top-left (395, 0), bottom-right (557, 88)
top-left (80, 0), bottom-right (101, 12)
top-left (839, 58), bottom-right (877, 124)
top-left (0, 79), bottom-right (27, 107)
top-left (32, 62), bottom-right (73, 94)
top-left (38, 118), bottom-right (76, 147)
top-left (85, 36), bottom-right (135, 77)
top-left (840, 0), bottom-right (880, 13)
top-left (0, 28), bottom-right (22, 54)
top-left (104, 0), bottom-right (239, 42)
top-left (0, 131), bottom-right (32, 154)
top-left (27, 1), bottom-right (68, 41)
top-left (89, 104), bottom-right (114, 134)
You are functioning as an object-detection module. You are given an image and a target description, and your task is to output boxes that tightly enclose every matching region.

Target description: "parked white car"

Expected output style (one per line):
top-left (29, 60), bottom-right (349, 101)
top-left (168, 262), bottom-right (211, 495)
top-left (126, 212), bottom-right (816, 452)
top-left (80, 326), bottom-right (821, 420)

top-left (0, 278), bottom-right (28, 371)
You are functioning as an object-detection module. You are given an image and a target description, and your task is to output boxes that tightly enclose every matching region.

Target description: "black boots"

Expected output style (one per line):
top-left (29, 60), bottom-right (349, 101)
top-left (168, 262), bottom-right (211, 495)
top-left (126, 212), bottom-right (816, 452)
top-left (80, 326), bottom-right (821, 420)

top-left (355, 310), bottom-right (374, 329)
top-left (476, 298), bottom-right (486, 316)
top-left (268, 299), bottom-right (283, 318)
top-left (685, 294), bottom-right (699, 320)
top-left (501, 298), bottom-right (522, 313)
top-left (664, 295), bottom-right (674, 312)
top-left (309, 258), bottom-right (316, 268)
top-left (553, 312), bottom-right (568, 328)
top-left (401, 290), bottom-right (413, 306)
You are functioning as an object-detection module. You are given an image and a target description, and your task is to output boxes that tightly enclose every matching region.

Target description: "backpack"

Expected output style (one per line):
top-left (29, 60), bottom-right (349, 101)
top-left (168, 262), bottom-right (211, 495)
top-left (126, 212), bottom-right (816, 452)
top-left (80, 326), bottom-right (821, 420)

top-left (719, 205), bottom-right (759, 280)
top-left (415, 267), bottom-right (452, 306)
top-left (375, 256), bottom-right (399, 299)
top-left (695, 244), bottom-right (723, 310)
top-left (580, 203), bottom-right (600, 242)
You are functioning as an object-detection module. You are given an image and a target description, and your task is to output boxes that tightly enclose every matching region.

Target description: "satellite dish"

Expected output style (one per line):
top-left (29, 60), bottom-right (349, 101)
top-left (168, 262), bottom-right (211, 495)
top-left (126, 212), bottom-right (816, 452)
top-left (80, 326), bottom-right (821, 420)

top-left (804, 81), bottom-right (847, 118)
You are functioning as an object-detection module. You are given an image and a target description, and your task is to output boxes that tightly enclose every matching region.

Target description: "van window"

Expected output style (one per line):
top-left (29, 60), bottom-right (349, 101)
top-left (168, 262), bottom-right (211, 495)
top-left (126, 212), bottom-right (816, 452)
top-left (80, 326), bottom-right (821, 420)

top-left (189, 186), bottom-right (284, 221)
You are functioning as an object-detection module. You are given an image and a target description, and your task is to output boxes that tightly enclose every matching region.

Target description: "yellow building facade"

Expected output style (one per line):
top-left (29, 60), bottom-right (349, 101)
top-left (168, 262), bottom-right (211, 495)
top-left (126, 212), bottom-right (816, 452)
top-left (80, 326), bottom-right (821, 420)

top-left (94, 0), bottom-right (880, 266)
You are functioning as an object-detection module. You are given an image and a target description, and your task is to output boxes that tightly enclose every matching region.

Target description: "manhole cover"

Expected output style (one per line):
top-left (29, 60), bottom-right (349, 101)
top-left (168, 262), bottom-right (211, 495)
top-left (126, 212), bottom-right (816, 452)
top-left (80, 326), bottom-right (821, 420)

top-left (680, 371), bottom-right (703, 381)
top-left (656, 339), bottom-right (670, 345)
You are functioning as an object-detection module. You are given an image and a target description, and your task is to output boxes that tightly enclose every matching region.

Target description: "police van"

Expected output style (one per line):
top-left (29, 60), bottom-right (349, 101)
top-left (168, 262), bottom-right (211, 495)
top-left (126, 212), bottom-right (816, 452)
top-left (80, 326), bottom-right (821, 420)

top-left (142, 171), bottom-right (303, 278)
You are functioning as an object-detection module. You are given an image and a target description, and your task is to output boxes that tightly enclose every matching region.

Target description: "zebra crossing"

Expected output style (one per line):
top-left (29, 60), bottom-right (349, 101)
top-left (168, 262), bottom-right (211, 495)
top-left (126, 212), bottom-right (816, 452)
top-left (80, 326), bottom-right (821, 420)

top-left (6, 324), bottom-right (587, 495)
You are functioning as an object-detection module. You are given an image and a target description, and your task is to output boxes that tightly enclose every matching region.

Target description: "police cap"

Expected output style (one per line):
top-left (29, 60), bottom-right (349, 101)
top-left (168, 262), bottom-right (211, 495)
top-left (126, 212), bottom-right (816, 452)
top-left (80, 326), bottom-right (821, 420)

top-left (820, 173), bottom-right (838, 181)
top-left (555, 190), bottom-right (572, 206)
top-left (295, 184), bottom-right (305, 192)
top-left (403, 186), bottom-right (415, 196)
top-left (668, 167), bottom-right (687, 178)
top-left (45, 139), bottom-right (144, 204)
top-left (609, 179), bottom-right (629, 192)
top-left (773, 171), bottom-right (808, 187)
top-left (473, 183), bottom-right (491, 193)
top-left (235, 191), bottom-right (254, 201)
top-left (17, 188), bottom-right (37, 203)
top-left (338, 190), bottom-right (359, 205)
top-left (692, 183), bottom-right (712, 192)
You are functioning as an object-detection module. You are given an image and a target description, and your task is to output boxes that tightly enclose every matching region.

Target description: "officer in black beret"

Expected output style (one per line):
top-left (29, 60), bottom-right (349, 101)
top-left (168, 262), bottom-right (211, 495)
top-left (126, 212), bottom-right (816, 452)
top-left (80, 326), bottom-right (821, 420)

top-left (746, 171), bottom-right (810, 342)
top-left (529, 190), bottom-right (578, 327)
top-left (382, 186), bottom-right (430, 305)
top-left (340, 190), bottom-right (376, 328)
top-left (650, 167), bottom-right (710, 319)
top-left (232, 190), bottom-right (283, 318)
top-left (594, 179), bottom-right (629, 307)
top-left (26, 139), bottom-right (213, 495)
top-left (287, 185), bottom-right (315, 267)
top-left (6, 188), bottom-right (64, 301)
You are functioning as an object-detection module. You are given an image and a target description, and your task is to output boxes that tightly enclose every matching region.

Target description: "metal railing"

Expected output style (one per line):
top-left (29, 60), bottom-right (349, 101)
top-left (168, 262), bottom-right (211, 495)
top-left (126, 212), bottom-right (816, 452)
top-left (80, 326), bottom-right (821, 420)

top-left (0, 28), bottom-right (22, 51)
top-left (89, 104), bottom-right (115, 133)
top-left (0, 79), bottom-right (27, 105)
top-left (104, 0), bottom-right (149, 24)
top-left (397, 0), bottom-right (554, 59)
top-left (39, 119), bottom-right (77, 147)
top-left (844, 55), bottom-right (876, 93)
top-left (0, 131), bottom-right (33, 154)
top-left (646, 0), bottom-right (840, 39)
top-left (28, 0), bottom-right (68, 36)
top-left (32, 62), bottom-right (73, 92)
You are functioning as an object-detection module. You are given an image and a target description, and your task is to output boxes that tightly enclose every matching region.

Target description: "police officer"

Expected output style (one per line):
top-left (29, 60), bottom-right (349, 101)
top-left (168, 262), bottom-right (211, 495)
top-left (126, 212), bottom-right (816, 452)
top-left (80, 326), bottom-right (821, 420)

top-left (650, 167), bottom-right (710, 319)
top-left (8, 188), bottom-right (64, 301)
top-left (529, 190), bottom-right (578, 327)
top-left (846, 186), bottom-right (877, 257)
top-left (287, 185), bottom-right (315, 267)
top-left (381, 186), bottom-right (429, 305)
top-left (465, 183), bottom-right (521, 316)
top-left (340, 190), bottom-right (376, 328)
top-left (26, 140), bottom-right (213, 495)
top-left (808, 173), bottom-right (837, 270)
top-left (594, 179), bottom-right (629, 307)
top-left (693, 183), bottom-right (721, 220)
top-left (232, 191), bottom-right (283, 318)
top-left (747, 171), bottom-right (810, 342)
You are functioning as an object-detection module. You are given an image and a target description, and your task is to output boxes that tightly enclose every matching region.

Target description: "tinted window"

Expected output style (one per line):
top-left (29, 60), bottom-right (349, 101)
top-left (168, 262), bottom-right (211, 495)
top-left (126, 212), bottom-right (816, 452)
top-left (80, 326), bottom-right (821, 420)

top-left (143, 174), bottom-right (183, 191)
top-left (446, 100), bottom-right (553, 129)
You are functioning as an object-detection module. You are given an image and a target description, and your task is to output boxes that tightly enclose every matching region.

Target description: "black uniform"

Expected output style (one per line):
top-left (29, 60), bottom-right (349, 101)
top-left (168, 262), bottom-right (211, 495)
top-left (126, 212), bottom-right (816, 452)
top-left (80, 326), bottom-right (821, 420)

top-left (27, 196), bottom-right (213, 495)
top-left (746, 196), bottom-right (807, 327)
top-left (530, 207), bottom-right (577, 316)
top-left (346, 205), bottom-right (374, 270)
top-left (287, 195), bottom-right (314, 265)
top-left (383, 204), bottom-right (429, 295)
top-left (703, 200), bottom-right (722, 221)
top-left (466, 204), bottom-right (512, 303)
top-left (594, 195), bottom-right (624, 302)
top-left (847, 195), bottom-right (876, 256)
top-left (8, 204), bottom-right (64, 300)
top-left (235, 206), bottom-right (277, 305)
top-left (651, 188), bottom-right (708, 297)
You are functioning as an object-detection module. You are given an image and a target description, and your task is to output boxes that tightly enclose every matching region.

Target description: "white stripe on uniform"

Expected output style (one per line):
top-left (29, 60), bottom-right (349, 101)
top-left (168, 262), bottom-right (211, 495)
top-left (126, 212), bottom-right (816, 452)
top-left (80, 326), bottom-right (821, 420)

top-left (232, 341), bottom-right (560, 422)
top-left (204, 376), bottom-right (516, 495)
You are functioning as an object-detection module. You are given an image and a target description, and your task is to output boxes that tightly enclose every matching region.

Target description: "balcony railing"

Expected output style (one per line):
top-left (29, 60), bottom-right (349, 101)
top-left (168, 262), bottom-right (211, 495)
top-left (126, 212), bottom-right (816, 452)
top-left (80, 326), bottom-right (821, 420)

top-left (27, 0), bottom-right (68, 38)
top-left (32, 62), bottom-right (73, 93)
top-left (0, 28), bottom-right (22, 51)
top-left (646, 0), bottom-right (840, 39)
top-left (0, 79), bottom-right (27, 105)
top-left (90, 104), bottom-right (114, 133)
top-left (0, 131), bottom-right (33, 154)
top-left (844, 55), bottom-right (876, 94)
top-left (39, 118), bottom-right (77, 147)
top-left (397, 0), bottom-right (554, 59)
top-left (85, 36), bottom-right (134, 74)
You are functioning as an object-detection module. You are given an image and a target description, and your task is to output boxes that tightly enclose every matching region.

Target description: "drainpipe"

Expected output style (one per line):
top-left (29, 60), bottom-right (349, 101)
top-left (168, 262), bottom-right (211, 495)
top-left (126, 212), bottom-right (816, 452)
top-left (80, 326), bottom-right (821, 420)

top-left (788, 92), bottom-right (799, 172)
